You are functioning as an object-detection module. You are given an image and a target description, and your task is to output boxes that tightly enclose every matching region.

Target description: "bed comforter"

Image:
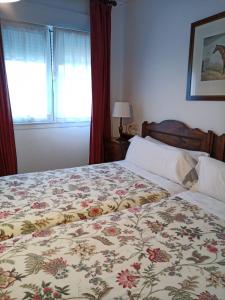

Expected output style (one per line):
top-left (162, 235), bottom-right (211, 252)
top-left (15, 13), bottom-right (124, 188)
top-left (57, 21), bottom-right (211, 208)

top-left (0, 163), bottom-right (169, 241)
top-left (0, 196), bottom-right (224, 299)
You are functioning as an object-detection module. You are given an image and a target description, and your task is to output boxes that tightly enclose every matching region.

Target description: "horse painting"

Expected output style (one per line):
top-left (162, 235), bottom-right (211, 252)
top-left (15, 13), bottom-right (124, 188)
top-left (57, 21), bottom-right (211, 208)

top-left (213, 44), bottom-right (225, 74)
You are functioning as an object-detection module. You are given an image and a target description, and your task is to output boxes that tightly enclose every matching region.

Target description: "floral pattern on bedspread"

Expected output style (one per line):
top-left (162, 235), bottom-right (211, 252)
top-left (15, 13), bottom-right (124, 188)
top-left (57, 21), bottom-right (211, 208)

top-left (0, 163), bottom-right (169, 241)
top-left (0, 197), bottom-right (224, 299)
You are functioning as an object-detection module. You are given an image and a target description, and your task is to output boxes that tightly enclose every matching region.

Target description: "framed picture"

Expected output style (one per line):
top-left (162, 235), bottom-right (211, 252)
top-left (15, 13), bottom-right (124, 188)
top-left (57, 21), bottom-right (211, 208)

top-left (187, 11), bottom-right (225, 101)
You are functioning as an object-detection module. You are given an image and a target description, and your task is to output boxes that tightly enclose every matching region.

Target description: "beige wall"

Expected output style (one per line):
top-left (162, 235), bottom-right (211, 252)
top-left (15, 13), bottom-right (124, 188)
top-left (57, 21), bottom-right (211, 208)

top-left (117, 0), bottom-right (225, 135)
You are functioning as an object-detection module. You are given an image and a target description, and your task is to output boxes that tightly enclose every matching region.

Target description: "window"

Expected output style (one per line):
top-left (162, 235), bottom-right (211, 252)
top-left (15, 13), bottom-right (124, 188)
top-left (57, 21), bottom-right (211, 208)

top-left (2, 22), bottom-right (92, 124)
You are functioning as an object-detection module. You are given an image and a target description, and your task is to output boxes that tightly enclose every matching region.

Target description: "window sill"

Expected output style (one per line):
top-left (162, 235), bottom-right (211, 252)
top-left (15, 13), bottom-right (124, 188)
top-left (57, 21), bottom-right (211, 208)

top-left (14, 121), bottom-right (90, 131)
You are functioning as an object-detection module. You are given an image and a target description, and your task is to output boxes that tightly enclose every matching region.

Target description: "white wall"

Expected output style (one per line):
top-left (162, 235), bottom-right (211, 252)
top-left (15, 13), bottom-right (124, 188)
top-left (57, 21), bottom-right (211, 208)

top-left (0, 0), bottom-right (90, 173)
top-left (15, 125), bottom-right (90, 173)
top-left (111, 2), bottom-right (127, 136)
top-left (122, 0), bottom-right (225, 135)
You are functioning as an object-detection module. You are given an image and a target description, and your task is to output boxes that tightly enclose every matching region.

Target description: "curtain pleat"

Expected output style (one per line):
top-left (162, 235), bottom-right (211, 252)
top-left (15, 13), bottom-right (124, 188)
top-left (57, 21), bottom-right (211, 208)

top-left (89, 0), bottom-right (112, 164)
top-left (0, 25), bottom-right (17, 176)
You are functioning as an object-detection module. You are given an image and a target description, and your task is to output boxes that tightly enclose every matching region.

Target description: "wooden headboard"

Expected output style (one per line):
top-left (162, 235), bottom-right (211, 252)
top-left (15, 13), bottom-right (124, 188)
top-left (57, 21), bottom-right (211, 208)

top-left (142, 120), bottom-right (214, 155)
top-left (212, 134), bottom-right (225, 162)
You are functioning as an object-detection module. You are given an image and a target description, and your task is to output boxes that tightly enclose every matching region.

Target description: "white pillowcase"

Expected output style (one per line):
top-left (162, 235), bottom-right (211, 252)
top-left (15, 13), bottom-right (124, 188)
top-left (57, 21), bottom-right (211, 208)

top-left (144, 136), bottom-right (209, 161)
top-left (126, 136), bottom-right (197, 187)
top-left (192, 157), bottom-right (225, 203)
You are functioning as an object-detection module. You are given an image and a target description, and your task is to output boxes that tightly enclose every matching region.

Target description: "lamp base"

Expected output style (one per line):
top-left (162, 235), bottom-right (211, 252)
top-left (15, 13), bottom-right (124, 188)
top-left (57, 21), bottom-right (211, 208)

top-left (118, 117), bottom-right (123, 138)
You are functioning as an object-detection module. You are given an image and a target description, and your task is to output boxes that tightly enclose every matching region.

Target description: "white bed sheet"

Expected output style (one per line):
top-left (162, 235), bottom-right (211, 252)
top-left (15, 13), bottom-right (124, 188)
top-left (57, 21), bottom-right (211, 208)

top-left (117, 160), bottom-right (186, 195)
top-left (177, 190), bottom-right (225, 220)
top-left (116, 161), bottom-right (225, 219)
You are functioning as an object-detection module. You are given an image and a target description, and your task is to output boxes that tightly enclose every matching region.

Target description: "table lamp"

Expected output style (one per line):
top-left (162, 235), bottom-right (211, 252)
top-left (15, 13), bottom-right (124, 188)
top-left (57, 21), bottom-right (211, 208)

top-left (112, 101), bottom-right (131, 139)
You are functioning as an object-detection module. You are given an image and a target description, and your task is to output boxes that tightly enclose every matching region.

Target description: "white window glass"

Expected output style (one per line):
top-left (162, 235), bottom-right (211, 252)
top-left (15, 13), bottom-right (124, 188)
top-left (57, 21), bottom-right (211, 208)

top-left (54, 28), bottom-right (92, 122)
top-left (2, 22), bottom-right (92, 124)
top-left (2, 22), bottom-right (52, 123)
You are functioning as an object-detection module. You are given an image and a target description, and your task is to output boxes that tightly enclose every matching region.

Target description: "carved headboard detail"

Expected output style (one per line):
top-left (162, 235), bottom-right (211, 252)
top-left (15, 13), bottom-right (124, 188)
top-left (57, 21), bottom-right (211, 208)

top-left (142, 120), bottom-right (214, 156)
top-left (212, 134), bottom-right (225, 162)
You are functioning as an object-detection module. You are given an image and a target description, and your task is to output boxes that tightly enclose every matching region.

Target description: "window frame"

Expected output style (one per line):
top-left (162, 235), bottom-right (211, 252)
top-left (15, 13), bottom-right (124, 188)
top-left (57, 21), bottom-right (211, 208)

top-left (2, 20), bottom-right (91, 126)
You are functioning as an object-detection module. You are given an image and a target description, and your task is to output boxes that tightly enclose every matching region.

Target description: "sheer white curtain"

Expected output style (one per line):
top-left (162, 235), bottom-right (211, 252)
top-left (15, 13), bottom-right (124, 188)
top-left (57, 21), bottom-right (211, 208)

top-left (53, 28), bottom-right (92, 122)
top-left (2, 22), bottom-right (52, 123)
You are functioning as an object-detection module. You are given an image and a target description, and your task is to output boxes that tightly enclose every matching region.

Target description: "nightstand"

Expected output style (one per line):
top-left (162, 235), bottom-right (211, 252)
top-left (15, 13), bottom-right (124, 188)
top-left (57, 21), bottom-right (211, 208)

top-left (104, 138), bottom-right (130, 162)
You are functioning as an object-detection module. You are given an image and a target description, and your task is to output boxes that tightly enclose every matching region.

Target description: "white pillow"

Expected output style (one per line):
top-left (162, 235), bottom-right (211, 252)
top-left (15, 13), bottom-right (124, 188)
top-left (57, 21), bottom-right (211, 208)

top-left (126, 136), bottom-right (197, 187)
top-left (192, 157), bottom-right (225, 203)
top-left (144, 136), bottom-right (209, 161)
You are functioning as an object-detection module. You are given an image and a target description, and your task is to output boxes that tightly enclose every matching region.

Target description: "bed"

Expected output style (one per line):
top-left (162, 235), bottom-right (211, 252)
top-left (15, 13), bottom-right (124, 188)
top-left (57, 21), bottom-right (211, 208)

top-left (1, 120), bottom-right (212, 242)
top-left (0, 190), bottom-right (224, 299)
top-left (0, 161), bottom-right (184, 242)
top-left (0, 120), bottom-right (225, 300)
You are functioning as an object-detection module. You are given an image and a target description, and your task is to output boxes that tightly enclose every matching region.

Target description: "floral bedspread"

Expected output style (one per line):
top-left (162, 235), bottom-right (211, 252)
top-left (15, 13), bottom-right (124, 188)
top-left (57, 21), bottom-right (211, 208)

top-left (0, 196), bottom-right (224, 299)
top-left (0, 163), bottom-right (169, 241)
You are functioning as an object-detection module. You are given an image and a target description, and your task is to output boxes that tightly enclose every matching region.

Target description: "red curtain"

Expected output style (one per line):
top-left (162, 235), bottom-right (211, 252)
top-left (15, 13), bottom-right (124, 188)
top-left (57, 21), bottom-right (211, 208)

top-left (89, 0), bottom-right (112, 164)
top-left (0, 25), bottom-right (17, 176)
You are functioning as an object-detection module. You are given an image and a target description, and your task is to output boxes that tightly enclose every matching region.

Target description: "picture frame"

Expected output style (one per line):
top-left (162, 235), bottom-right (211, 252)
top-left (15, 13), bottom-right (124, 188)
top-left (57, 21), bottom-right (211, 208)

top-left (186, 11), bottom-right (225, 101)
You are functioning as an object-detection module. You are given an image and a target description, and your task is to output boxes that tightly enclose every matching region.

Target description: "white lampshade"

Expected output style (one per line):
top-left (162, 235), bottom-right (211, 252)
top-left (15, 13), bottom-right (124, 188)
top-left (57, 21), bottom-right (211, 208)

top-left (112, 102), bottom-right (131, 118)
